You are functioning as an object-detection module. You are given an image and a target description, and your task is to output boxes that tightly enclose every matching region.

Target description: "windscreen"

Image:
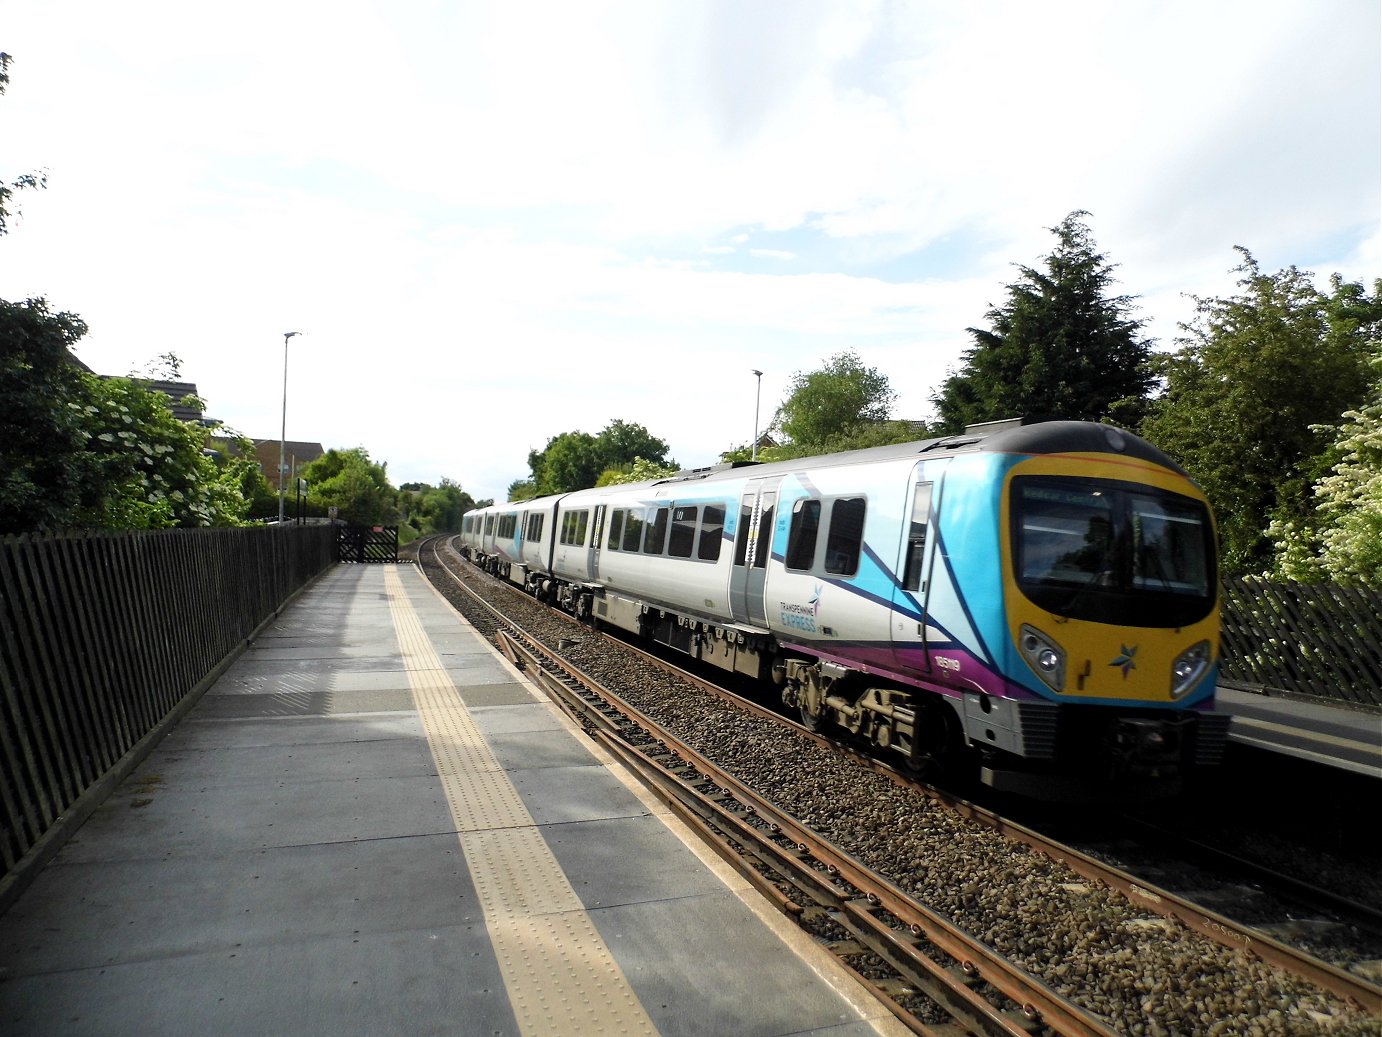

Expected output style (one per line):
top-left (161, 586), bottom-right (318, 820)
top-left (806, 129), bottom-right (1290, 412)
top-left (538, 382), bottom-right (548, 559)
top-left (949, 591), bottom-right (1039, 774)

top-left (1012, 477), bottom-right (1215, 627)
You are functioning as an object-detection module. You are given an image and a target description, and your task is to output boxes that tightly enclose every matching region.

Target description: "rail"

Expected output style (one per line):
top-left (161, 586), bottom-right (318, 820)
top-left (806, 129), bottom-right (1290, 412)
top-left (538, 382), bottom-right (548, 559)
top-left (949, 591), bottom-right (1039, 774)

top-left (423, 537), bottom-right (1382, 1028)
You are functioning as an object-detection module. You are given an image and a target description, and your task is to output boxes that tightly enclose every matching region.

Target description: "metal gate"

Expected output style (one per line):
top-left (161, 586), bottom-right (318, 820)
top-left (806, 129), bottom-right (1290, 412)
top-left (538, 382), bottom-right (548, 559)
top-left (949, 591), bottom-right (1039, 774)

top-left (335, 525), bottom-right (399, 563)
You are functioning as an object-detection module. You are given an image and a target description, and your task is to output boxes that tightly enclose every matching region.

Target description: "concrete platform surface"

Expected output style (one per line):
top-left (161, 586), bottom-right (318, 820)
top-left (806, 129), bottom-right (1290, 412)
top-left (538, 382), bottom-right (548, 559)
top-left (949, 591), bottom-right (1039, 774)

top-left (0, 564), bottom-right (906, 1037)
top-left (1218, 684), bottom-right (1382, 779)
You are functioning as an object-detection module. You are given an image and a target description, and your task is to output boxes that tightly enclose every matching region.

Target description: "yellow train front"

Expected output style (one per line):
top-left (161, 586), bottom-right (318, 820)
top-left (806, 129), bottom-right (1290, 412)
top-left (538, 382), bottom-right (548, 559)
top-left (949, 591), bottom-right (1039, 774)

top-left (923, 420), bottom-right (1229, 798)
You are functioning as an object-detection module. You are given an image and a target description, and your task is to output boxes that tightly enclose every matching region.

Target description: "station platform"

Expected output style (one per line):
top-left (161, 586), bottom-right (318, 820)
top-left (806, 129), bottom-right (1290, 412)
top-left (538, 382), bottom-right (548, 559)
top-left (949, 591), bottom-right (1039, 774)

top-left (0, 564), bottom-right (906, 1037)
top-left (1216, 683), bottom-right (1382, 780)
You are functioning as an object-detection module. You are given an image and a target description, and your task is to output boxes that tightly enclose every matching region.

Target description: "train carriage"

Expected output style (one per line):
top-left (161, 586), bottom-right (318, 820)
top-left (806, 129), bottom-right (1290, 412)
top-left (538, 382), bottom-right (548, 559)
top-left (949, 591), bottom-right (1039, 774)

top-left (462, 418), bottom-right (1229, 798)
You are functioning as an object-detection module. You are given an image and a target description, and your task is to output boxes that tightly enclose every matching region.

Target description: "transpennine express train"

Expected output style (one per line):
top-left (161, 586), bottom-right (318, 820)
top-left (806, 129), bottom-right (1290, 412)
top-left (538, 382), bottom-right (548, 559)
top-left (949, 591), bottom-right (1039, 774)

top-left (459, 418), bottom-right (1230, 798)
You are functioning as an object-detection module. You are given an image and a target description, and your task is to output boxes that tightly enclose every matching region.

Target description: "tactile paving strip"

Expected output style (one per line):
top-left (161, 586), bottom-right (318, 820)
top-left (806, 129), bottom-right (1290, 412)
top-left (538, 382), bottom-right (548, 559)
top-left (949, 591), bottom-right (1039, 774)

top-left (385, 569), bottom-right (656, 1036)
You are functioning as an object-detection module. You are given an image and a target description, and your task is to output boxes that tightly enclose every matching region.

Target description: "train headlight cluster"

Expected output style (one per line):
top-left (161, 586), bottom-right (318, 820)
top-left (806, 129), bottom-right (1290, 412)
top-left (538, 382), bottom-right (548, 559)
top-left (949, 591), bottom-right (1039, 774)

top-left (1019, 625), bottom-right (1065, 692)
top-left (1171, 640), bottom-right (1211, 698)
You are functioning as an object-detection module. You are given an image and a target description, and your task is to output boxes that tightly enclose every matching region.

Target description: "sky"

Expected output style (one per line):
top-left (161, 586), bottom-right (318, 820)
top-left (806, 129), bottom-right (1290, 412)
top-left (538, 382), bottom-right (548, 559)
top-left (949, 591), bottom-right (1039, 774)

top-left (2, 1), bottom-right (1378, 504)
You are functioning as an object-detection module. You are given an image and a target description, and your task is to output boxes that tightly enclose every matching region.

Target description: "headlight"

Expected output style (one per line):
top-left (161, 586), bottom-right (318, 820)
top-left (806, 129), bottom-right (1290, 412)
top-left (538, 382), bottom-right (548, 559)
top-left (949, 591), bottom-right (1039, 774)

top-left (1171, 640), bottom-right (1211, 698)
top-left (1019, 625), bottom-right (1065, 692)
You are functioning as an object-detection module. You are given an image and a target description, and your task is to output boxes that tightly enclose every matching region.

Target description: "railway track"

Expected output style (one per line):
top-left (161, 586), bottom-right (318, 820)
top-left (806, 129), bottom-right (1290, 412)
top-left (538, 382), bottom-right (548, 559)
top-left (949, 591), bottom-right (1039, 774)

top-left (416, 535), bottom-right (1382, 1035)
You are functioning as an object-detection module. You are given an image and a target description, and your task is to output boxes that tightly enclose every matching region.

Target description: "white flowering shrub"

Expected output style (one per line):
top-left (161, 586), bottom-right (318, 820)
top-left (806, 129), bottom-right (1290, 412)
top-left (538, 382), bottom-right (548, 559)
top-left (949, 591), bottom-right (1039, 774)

top-left (71, 375), bottom-right (256, 529)
top-left (1271, 347), bottom-right (1382, 585)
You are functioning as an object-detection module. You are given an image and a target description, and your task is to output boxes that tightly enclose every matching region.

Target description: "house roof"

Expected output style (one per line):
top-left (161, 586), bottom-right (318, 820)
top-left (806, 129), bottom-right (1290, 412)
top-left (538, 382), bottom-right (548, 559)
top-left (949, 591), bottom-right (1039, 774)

top-left (141, 380), bottom-right (204, 422)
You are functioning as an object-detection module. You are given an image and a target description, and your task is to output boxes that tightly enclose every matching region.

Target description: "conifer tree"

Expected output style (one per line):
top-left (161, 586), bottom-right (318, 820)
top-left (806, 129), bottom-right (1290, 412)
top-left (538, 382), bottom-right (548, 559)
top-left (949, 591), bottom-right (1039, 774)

top-left (933, 212), bottom-right (1153, 432)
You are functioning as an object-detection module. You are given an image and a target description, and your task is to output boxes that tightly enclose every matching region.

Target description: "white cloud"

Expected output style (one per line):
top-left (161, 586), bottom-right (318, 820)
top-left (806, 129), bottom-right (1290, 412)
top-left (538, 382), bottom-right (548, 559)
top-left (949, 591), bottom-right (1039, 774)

top-left (2, 0), bottom-right (1376, 504)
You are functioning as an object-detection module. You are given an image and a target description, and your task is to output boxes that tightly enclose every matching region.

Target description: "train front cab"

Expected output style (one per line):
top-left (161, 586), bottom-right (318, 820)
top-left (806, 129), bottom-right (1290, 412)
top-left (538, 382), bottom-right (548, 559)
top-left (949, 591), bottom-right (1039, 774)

top-left (981, 428), bottom-right (1230, 797)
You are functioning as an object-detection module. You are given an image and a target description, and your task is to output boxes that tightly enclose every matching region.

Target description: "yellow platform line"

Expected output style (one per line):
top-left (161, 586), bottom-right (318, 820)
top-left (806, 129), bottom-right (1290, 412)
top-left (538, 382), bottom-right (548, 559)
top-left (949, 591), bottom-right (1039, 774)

top-left (385, 568), bottom-right (656, 1036)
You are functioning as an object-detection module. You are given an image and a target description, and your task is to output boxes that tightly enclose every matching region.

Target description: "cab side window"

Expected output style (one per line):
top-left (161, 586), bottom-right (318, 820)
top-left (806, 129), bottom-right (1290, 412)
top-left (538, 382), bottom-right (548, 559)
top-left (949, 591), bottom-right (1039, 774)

top-left (786, 499), bottom-right (821, 571)
top-left (903, 483), bottom-right (932, 591)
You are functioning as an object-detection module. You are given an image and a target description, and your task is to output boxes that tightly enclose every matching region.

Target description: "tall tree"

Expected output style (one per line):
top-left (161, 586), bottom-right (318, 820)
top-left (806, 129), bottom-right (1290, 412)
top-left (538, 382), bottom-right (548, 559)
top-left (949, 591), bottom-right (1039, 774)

top-left (0, 299), bottom-right (93, 531)
top-left (1139, 253), bottom-right (1378, 575)
top-left (933, 212), bottom-right (1154, 432)
top-left (776, 350), bottom-right (897, 449)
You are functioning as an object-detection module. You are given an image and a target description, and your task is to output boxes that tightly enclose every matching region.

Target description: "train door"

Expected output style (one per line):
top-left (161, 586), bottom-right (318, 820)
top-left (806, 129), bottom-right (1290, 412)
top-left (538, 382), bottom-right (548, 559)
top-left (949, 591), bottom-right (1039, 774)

top-left (890, 465), bottom-right (941, 677)
top-left (730, 479), bottom-right (780, 627)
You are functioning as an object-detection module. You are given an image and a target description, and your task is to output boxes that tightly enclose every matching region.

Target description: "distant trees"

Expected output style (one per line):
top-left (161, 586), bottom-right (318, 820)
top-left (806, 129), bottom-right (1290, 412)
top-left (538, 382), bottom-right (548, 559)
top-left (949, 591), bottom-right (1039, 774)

top-left (775, 350), bottom-right (898, 449)
top-left (519, 420), bottom-right (675, 497)
top-left (300, 448), bottom-right (398, 526)
top-left (596, 457), bottom-right (680, 486)
top-left (716, 350), bottom-right (919, 464)
top-left (933, 212), bottom-right (1154, 432)
top-left (398, 478), bottom-right (479, 539)
top-left (1139, 253), bottom-right (1379, 576)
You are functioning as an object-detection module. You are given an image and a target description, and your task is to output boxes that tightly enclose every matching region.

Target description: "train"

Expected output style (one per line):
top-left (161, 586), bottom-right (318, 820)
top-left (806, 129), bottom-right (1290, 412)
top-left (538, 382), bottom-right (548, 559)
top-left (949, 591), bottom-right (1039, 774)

top-left (458, 417), bottom-right (1230, 798)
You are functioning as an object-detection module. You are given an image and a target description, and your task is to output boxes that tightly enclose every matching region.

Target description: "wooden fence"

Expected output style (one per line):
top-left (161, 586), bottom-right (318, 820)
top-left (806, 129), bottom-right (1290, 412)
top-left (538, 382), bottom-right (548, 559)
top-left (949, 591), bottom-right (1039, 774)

top-left (0, 525), bottom-right (335, 906)
top-left (1220, 576), bottom-right (1382, 710)
top-left (0, 529), bottom-right (1374, 905)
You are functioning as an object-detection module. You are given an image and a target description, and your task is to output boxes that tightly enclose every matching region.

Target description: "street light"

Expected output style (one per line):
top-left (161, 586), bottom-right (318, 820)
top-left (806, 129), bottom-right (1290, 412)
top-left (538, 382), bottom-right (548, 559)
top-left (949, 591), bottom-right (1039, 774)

top-left (751, 369), bottom-right (763, 461)
top-left (278, 331), bottom-right (302, 522)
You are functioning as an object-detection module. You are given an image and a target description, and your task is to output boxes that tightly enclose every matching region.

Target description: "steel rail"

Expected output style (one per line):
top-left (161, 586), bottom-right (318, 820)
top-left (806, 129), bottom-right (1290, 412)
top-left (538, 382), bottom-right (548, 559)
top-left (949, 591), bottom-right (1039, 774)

top-left (1114, 811), bottom-right (1382, 937)
top-left (423, 539), bottom-right (1382, 1020)
top-left (500, 627), bottom-right (1117, 1037)
top-left (422, 539), bottom-right (1097, 1033)
top-left (483, 580), bottom-right (1382, 1011)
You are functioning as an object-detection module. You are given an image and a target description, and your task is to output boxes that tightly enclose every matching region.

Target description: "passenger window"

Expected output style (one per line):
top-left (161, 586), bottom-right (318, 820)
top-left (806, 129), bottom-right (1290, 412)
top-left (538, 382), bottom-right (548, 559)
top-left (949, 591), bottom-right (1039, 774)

top-left (733, 504), bottom-right (753, 565)
top-left (698, 505), bottom-right (724, 561)
top-left (786, 499), bottom-right (821, 571)
top-left (622, 510), bottom-right (644, 552)
top-left (608, 510), bottom-right (624, 550)
top-left (824, 497), bottom-right (866, 576)
top-left (575, 509), bottom-right (589, 545)
top-left (903, 483), bottom-right (931, 591)
top-left (644, 507), bottom-right (669, 554)
top-left (754, 502), bottom-right (774, 569)
top-left (669, 506), bottom-right (697, 558)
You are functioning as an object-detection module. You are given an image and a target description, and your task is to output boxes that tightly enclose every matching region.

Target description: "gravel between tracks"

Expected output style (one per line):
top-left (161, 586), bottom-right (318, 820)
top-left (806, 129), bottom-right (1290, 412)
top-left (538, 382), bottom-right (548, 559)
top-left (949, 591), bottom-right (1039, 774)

top-left (420, 544), bottom-right (1381, 1037)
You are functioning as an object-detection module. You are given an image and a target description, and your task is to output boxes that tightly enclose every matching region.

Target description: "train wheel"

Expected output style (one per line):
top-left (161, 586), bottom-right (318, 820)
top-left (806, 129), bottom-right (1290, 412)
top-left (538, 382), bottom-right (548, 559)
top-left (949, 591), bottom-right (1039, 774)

top-left (907, 701), bottom-right (965, 778)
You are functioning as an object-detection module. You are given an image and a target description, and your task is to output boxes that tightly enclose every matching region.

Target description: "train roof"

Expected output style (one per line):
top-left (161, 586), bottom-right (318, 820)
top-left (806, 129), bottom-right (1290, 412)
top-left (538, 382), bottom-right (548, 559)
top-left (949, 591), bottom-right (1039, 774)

top-left (653, 418), bottom-right (1187, 488)
top-left (479, 420), bottom-right (1189, 510)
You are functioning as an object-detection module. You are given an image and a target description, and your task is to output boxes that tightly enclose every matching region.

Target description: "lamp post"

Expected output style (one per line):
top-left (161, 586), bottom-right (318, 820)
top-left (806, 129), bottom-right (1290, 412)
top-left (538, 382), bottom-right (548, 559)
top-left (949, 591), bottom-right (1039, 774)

top-left (751, 368), bottom-right (763, 461)
top-left (278, 331), bottom-right (302, 523)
